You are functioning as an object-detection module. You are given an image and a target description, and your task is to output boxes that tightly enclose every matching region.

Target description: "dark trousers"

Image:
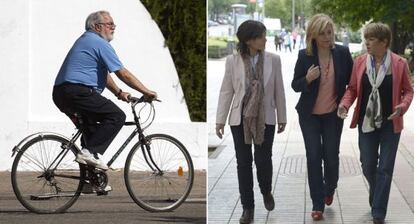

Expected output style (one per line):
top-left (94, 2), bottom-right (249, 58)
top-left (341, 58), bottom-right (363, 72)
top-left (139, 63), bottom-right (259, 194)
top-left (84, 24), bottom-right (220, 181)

top-left (298, 111), bottom-right (343, 211)
top-left (53, 83), bottom-right (126, 155)
top-left (358, 120), bottom-right (400, 220)
top-left (275, 43), bottom-right (282, 51)
top-left (230, 124), bottom-right (275, 209)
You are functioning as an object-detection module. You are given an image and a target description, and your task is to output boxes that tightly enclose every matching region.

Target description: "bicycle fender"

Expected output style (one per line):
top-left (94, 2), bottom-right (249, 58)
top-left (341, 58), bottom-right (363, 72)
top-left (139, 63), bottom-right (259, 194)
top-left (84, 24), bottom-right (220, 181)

top-left (11, 132), bottom-right (70, 157)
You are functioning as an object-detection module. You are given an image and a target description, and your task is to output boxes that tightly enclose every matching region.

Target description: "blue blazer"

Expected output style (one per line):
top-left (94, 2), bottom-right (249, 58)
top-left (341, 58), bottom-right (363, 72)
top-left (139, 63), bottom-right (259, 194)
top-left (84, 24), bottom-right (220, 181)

top-left (291, 43), bottom-right (353, 117)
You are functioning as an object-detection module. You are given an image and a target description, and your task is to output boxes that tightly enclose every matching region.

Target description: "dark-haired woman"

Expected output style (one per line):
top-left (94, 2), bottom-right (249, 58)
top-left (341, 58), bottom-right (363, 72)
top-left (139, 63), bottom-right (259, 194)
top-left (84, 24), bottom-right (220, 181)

top-left (216, 20), bottom-right (287, 224)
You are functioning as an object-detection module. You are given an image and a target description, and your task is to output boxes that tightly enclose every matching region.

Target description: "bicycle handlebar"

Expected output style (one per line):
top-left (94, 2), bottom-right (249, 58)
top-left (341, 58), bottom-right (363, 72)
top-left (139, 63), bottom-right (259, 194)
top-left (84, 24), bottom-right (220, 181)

top-left (128, 95), bottom-right (161, 104)
top-left (128, 95), bottom-right (159, 129)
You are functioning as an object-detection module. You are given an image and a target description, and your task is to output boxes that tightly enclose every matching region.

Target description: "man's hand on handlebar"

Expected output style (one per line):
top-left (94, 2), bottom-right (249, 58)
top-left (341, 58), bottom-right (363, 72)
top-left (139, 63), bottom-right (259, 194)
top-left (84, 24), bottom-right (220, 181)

top-left (143, 90), bottom-right (158, 102)
top-left (118, 91), bottom-right (131, 102)
top-left (127, 91), bottom-right (160, 104)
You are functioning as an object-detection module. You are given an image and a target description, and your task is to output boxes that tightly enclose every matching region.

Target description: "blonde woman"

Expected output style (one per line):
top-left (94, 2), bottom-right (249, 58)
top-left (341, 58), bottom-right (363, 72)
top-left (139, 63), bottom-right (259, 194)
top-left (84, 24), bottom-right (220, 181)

top-left (291, 14), bottom-right (353, 220)
top-left (338, 22), bottom-right (413, 224)
top-left (216, 20), bottom-right (287, 224)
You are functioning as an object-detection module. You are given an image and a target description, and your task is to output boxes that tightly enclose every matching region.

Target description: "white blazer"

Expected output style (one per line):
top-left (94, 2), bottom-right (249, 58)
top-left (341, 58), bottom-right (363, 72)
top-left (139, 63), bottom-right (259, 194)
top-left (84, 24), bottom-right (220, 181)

top-left (216, 51), bottom-right (287, 126)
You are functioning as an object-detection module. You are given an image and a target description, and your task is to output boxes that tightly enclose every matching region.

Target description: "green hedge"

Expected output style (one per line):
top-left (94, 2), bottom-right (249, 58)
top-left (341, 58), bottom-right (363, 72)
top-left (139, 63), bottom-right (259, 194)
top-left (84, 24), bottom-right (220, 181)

top-left (207, 37), bottom-right (238, 58)
top-left (208, 37), bottom-right (227, 58)
top-left (141, 0), bottom-right (206, 122)
top-left (208, 38), bottom-right (227, 48)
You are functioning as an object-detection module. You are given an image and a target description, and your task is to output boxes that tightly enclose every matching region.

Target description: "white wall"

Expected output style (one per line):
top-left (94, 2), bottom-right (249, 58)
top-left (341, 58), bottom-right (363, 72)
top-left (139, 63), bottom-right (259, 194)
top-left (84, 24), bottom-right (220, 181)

top-left (0, 0), bottom-right (206, 170)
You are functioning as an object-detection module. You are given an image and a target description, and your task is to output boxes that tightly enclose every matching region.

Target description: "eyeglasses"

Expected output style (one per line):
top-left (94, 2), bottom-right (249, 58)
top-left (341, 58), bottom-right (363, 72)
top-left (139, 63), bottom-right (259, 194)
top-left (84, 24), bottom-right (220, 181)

top-left (97, 22), bottom-right (116, 28)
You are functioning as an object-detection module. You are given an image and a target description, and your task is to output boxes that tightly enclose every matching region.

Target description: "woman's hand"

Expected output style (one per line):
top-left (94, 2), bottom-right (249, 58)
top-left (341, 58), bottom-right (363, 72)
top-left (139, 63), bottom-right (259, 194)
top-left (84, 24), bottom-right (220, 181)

top-left (387, 105), bottom-right (403, 120)
top-left (337, 104), bottom-right (348, 119)
top-left (216, 123), bottom-right (225, 139)
top-left (277, 123), bottom-right (286, 133)
top-left (305, 64), bottom-right (320, 84)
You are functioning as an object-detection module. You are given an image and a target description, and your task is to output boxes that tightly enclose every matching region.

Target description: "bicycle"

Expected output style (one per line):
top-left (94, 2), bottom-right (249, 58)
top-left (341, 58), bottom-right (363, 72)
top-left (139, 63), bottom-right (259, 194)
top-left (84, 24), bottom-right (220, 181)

top-left (11, 96), bottom-right (194, 214)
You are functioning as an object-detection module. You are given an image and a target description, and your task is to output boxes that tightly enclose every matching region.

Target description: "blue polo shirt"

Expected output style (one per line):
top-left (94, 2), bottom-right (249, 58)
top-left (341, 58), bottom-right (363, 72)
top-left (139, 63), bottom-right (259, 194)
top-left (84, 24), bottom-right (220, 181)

top-left (54, 31), bottom-right (123, 93)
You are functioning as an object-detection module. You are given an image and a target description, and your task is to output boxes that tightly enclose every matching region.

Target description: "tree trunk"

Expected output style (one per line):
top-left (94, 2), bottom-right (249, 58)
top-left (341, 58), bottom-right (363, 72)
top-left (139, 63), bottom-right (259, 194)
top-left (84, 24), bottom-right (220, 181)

top-left (391, 21), bottom-right (411, 55)
top-left (391, 21), bottom-right (400, 54)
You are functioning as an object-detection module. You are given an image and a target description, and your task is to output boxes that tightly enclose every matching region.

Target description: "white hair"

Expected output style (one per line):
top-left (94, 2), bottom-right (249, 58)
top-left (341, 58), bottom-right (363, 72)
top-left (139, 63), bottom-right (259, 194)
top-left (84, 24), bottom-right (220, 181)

top-left (85, 10), bottom-right (110, 31)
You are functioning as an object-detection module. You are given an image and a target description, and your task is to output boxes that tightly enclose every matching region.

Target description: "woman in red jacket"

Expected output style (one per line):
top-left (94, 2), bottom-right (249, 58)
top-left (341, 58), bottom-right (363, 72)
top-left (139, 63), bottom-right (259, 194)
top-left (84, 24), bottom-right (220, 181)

top-left (338, 22), bottom-right (413, 224)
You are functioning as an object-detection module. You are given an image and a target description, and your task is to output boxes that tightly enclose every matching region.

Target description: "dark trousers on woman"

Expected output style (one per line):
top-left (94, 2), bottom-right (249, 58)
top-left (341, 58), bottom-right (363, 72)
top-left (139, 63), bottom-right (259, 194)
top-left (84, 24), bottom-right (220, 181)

top-left (230, 124), bottom-right (275, 209)
top-left (358, 120), bottom-right (400, 220)
top-left (53, 83), bottom-right (126, 155)
top-left (298, 111), bottom-right (343, 211)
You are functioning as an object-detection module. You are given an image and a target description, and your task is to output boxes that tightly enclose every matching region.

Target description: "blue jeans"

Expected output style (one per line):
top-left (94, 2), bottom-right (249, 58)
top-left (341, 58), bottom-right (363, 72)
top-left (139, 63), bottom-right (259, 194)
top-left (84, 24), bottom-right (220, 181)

top-left (298, 111), bottom-right (343, 211)
top-left (358, 120), bottom-right (400, 220)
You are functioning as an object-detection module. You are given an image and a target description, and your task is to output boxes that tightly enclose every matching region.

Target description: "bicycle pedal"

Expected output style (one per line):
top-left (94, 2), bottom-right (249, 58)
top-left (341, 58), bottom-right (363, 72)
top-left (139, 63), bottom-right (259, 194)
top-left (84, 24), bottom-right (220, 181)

top-left (96, 185), bottom-right (112, 196)
top-left (96, 191), bottom-right (109, 196)
top-left (81, 183), bottom-right (95, 194)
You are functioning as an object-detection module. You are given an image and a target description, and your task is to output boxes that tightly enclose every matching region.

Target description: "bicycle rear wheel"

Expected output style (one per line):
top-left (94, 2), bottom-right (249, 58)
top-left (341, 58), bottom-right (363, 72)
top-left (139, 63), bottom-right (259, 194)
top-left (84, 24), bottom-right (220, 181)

top-left (11, 134), bottom-right (85, 213)
top-left (124, 134), bottom-right (194, 212)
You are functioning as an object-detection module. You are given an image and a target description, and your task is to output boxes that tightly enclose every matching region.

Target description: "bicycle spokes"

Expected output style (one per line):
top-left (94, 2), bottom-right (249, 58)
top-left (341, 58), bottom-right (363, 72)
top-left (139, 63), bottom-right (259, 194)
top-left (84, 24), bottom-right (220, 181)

top-left (12, 135), bottom-right (84, 213)
top-left (125, 134), bottom-right (194, 212)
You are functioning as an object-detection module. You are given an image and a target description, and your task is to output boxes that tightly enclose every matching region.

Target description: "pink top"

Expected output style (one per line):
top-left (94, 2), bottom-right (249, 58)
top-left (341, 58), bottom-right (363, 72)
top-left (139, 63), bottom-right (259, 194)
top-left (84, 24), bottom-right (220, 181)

top-left (340, 53), bottom-right (414, 133)
top-left (313, 59), bottom-right (337, 114)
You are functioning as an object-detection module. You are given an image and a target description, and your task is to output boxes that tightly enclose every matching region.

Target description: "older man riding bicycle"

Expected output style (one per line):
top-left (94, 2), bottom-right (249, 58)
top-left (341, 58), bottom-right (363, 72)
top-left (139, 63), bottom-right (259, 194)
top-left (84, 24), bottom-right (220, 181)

top-left (53, 10), bottom-right (157, 171)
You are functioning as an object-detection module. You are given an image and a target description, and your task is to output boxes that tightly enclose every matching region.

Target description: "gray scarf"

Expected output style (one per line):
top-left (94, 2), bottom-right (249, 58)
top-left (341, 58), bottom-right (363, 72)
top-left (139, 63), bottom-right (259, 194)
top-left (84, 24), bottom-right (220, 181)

top-left (242, 51), bottom-right (265, 145)
top-left (362, 50), bottom-right (391, 133)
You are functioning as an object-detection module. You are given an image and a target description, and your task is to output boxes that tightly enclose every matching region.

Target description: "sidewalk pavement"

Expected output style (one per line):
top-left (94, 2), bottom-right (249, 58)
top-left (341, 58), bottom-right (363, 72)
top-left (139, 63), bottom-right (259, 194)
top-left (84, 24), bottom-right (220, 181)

top-left (0, 170), bottom-right (206, 224)
top-left (207, 41), bottom-right (414, 223)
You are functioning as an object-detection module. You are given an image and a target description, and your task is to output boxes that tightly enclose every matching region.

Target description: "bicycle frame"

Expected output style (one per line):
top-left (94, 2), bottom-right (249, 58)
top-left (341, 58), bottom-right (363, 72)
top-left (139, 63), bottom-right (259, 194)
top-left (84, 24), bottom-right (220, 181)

top-left (11, 98), bottom-right (163, 179)
top-left (11, 96), bottom-right (194, 213)
top-left (55, 99), bottom-right (163, 173)
top-left (106, 101), bottom-right (162, 173)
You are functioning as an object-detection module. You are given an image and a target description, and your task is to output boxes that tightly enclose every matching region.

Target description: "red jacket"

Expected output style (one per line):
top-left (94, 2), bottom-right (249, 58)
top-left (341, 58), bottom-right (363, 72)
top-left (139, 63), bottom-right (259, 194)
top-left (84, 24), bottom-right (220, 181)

top-left (340, 52), bottom-right (414, 133)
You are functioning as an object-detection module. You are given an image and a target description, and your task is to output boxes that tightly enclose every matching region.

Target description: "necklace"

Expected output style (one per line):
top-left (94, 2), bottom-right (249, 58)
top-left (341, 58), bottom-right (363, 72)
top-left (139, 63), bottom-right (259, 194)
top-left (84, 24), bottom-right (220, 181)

top-left (320, 54), bottom-right (331, 78)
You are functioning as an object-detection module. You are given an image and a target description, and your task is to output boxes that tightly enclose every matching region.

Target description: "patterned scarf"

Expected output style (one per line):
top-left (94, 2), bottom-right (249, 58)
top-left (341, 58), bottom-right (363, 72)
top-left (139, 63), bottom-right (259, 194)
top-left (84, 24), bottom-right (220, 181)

top-left (242, 51), bottom-right (265, 144)
top-left (362, 50), bottom-right (391, 133)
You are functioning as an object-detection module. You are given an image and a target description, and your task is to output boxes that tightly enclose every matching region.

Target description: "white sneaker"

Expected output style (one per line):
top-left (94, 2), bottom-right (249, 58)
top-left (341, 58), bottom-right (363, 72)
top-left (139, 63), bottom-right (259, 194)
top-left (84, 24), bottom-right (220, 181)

top-left (81, 183), bottom-right (112, 194)
top-left (103, 185), bottom-right (112, 192)
top-left (75, 149), bottom-right (109, 170)
top-left (96, 185), bottom-right (112, 196)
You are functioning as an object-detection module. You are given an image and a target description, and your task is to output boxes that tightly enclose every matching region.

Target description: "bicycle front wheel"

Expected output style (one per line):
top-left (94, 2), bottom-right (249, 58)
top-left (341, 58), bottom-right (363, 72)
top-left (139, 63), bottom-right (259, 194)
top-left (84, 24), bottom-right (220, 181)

top-left (124, 134), bottom-right (194, 212)
top-left (11, 134), bottom-right (85, 213)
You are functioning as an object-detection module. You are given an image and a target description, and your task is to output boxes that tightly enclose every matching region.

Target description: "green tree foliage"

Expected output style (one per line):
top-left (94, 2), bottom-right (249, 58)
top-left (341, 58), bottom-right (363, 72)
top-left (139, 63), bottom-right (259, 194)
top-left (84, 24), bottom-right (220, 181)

top-left (265, 0), bottom-right (289, 27)
top-left (209, 0), bottom-right (233, 20)
top-left (208, 0), bottom-right (313, 30)
top-left (208, 0), bottom-right (257, 21)
top-left (265, 0), bottom-right (312, 29)
top-left (311, 0), bottom-right (414, 54)
top-left (141, 0), bottom-right (206, 122)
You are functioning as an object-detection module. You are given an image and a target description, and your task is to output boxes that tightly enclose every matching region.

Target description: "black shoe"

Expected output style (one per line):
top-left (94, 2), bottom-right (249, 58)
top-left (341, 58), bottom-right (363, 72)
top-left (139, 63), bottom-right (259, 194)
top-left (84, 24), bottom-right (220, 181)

top-left (239, 208), bottom-right (254, 224)
top-left (373, 218), bottom-right (384, 224)
top-left (263, 193), bottom-right (275, 211)
top-left (81, 182), bottom-right (95, 194)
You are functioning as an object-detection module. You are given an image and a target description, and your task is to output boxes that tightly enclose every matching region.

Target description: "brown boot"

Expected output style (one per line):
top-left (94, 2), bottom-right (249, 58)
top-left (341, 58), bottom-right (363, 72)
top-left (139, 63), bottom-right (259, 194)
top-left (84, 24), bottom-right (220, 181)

top-left (239, 208), bottom-right (254, 224)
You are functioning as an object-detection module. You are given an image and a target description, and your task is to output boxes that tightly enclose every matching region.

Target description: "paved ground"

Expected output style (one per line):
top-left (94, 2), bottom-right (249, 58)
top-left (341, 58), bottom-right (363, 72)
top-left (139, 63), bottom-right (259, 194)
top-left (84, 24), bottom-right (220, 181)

top-left (0, 170), bottom-right (206, 224)
top-left (208, 41), bottom-right (414, 223)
